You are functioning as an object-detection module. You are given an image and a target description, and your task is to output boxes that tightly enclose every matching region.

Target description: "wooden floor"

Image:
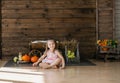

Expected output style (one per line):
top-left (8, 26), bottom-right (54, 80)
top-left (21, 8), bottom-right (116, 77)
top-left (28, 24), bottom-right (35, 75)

top-left (0, 58), bottom-right (120, 83)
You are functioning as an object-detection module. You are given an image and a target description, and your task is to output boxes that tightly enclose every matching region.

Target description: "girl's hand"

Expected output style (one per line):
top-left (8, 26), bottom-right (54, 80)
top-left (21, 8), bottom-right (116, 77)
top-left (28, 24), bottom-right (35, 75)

top-left (32, 62), bottom-right (38, 66)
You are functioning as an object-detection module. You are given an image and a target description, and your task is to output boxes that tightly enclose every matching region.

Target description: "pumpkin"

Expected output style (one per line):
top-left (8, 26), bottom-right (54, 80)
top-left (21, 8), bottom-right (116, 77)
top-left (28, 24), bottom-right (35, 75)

top-left (22, 54), bottom-right (31, 62)
top-left (31, 55), bottom-right (39, 63)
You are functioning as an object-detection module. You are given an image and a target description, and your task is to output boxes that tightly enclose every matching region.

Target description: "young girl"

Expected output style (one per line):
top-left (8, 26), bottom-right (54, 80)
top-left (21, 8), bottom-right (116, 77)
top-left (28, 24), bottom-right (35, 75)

top-left (32, 39), bottom-right (65, 69)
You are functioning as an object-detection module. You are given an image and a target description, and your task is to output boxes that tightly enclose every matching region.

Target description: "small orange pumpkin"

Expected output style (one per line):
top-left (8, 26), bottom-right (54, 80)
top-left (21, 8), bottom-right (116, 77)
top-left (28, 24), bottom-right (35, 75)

top-left (31, 55), bottom-right (39, 63)
top-left (22, 54), bottom-right (31, 62)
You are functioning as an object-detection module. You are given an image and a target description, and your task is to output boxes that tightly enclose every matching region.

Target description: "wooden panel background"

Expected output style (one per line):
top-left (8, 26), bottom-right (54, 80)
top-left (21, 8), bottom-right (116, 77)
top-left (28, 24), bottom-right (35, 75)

top-left (115, 0), bottom-right (120, 47)
top-left (97, 0), bottom-right (114, 39)
top-left (1, 0), bottom-right (113, 58)
top-left (0, 0), bottom-right (2, 59)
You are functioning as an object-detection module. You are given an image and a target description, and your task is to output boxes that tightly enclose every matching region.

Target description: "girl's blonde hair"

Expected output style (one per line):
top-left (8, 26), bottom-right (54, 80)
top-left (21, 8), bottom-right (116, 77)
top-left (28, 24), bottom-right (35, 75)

top-left (44, 39), bottom-right (57, 55)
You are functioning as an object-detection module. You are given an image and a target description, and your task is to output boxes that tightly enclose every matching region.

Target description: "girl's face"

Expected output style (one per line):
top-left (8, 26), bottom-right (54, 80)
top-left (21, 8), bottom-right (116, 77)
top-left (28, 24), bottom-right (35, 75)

top-left (47, 40), bottom-right (56, 50)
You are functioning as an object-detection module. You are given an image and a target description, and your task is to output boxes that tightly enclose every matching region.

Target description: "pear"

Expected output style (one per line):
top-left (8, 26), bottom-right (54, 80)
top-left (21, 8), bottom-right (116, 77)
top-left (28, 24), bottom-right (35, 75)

top-left (67, 50), bottom-right (71, 55)
top-left (71, 52), bottom-right (75, 58)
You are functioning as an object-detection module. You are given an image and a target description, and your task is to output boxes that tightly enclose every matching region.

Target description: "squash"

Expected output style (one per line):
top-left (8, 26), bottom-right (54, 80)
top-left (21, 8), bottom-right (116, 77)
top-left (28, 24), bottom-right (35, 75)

top-left (31, 55), bottom-right (39, 63)
top-left (22, 54), bottom-right (31, 62)
top-left (13, 56), bottom-right (18, 63)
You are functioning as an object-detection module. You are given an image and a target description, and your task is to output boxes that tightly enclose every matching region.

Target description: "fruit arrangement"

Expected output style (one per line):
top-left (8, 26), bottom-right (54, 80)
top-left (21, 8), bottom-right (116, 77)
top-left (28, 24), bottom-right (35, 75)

top-left (67, 50), bottom-right (75, 59)
top-left (13, 52), bottom-right (39, 64)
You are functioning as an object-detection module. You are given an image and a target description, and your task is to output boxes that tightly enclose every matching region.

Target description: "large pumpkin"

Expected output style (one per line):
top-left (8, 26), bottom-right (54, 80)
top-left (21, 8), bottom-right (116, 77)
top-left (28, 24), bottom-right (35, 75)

top-left (22, 54), bottom-right (31, 62)
top-left (31, 55), bottom-right (39, 63)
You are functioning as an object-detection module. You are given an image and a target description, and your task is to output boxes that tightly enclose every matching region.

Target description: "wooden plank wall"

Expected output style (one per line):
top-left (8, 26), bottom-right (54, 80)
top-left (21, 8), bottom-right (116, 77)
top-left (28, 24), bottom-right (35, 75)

top-left (115, 0), bottom-right (120, 46)
top-left (1, 0), bottom-right (96, 58)
top-left (97, 0), bottom-right (114, 39)
top-left (0, 0), bottom-right (2, 59)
